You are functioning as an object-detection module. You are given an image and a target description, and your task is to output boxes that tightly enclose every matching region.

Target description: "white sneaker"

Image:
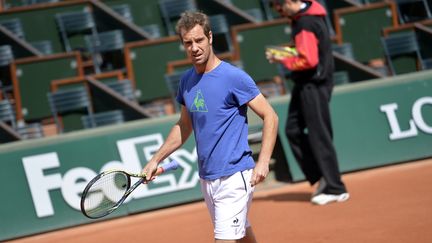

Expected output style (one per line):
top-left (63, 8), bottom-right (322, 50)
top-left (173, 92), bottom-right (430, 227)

top-left (311, 193), bottom-right (350, 205)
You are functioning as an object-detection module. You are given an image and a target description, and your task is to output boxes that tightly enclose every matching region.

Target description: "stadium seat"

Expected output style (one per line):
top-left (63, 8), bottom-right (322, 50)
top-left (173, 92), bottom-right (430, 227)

top-left (0, 45), bottom-right (13, 67)
top-left (216, 0), bottom-right (267, 22)
top-left (381, 32), bottom-right (424, 75)
top-left (104, 79), bottom-right (136, 101)
top-left (0, 99), bottom-right (44, 139)
top-left (111, 4), bottom-right (134, 23)
top-left (47, 86), bottom-right (94, 133)
top-left (333, 71), bottom-right (350, 85)
top-left (414, 23), bottom-right (432, 67)
top-left (15, 122), bottom-right (44, 139)
top-left (0, 18), bottom-right (25, 39)
top-left (394, 0), bottom-right (432, 24)
top-left (0, 45), bottom-right (14, 95)
top-left (55, 9), bottom-right (99, 52)
top-left (260, 0), bottom-right (280, 20)
top-left (209, 14), bottom-right (233, 53)
top-left (141, 24), bottom-right (162, 39)
top-left (332, 42), bottom-right (355, 60)
top-left (0, 99), bottom-right (16, 128)
top-left (257, 80), bottom-right (286, 97)
top-left (141, 101), bottom-right (168, 117)
top-left (81, 109), bottom-right (124, 129)
top-left (28, 0), bottom-right (59, 4)
top-left (84, 29), bottom-right (125, 73)
top-left (31, 40), bottom-right (54, 55)
top-left (423, 58), bottom-right (432, 70)
top-left (158, 0), bottom-right (197, 36)
top-left (245, 8), bottom-right (265, 22)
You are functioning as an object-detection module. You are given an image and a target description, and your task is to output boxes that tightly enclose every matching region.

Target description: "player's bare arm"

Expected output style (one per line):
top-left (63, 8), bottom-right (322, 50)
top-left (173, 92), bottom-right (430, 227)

top-left (248, 93), bottom-right (279, 186)
top-left (142, 105), bottom-right (193, 181)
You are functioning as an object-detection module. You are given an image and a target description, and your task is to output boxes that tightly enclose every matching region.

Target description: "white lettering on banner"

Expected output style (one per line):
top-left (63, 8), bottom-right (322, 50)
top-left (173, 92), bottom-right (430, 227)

top-left (380, 96), bottom-right (432, 140)
top-left (22, 134), bottom-right (199, 218)
top-left (412, 97), bottom-right (432, 133)
top-left (115, 134), bottom-right (164, 172)
top-left (22, 153), bottom-right (63, 218)
top-left (380, 103), bottom-right (418, 140)
top-left (116, 134), bottom-right (199, 199)
top-left (61, 168), bottom-right (96, 211)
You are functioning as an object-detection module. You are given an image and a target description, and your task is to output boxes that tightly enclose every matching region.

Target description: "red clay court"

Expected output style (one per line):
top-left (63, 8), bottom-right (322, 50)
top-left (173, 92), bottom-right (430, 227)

top-left (8, 158), bottom-right (432, 243)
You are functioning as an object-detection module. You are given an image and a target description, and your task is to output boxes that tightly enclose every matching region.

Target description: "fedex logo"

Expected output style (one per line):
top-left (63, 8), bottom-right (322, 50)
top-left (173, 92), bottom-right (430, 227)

top-left (22, 134), bottom-right (199, 218)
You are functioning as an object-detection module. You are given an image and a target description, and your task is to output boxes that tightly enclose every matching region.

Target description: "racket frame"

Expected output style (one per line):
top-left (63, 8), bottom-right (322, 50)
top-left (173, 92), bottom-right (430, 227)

top-left (80, 160), bottom-right (179, 219)
top-left (80, 170), bottom-right (146, 219)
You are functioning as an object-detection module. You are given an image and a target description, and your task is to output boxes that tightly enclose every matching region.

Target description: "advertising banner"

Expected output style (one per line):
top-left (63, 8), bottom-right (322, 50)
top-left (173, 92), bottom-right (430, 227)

top-left (1, 71), bottom-right (432, 240)
top-left (0, 116), bottom-right (201, 240)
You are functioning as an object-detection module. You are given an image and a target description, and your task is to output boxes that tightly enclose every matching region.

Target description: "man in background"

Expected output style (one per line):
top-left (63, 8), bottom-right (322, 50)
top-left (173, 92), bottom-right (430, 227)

top-left (266, 0), bottom-right (349, 205)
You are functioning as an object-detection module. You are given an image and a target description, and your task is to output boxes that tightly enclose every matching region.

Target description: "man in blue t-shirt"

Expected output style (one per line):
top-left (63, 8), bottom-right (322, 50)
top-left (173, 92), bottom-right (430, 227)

top-left (142, 11), bottom-right (279, 243)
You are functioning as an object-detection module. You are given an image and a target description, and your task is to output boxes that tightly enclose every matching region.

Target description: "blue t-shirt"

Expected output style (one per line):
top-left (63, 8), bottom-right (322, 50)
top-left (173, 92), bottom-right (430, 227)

top-left (176, 61), bottom-right (260, 180)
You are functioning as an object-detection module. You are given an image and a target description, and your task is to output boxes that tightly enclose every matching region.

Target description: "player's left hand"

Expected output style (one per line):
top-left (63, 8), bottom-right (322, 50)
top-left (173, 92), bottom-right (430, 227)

top-left (251, 161), bottom-right (269, 186)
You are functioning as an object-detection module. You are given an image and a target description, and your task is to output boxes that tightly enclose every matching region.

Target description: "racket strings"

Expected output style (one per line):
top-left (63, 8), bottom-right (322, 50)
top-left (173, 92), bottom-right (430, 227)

top-left (83, 172), bottom-right (129, 218)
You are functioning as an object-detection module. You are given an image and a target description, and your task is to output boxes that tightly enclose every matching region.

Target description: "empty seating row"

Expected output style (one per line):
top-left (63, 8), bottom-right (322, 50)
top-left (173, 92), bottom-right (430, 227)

top-left (0, 0), bottom-right (431, 143)
top-left (0, 99), bottom-right (44, 140)
top-left (47, 85), bottom-right (126, 133)
top-left (381, 28), bottom-right (432, 75)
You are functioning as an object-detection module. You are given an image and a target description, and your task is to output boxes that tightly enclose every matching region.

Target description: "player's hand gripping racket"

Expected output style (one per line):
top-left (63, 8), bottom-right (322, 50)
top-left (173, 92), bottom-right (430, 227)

top-left (80, 160), bottom-right (180, 219)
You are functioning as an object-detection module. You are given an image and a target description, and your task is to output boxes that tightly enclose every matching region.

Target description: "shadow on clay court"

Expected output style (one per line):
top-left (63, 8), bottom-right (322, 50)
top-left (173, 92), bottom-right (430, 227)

top-left (253, 191), bottom-right (311, 202)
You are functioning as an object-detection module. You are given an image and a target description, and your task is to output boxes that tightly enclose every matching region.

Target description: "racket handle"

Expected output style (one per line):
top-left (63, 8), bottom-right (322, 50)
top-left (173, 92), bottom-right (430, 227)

top-left (156, 160), bottom-right (180, 175)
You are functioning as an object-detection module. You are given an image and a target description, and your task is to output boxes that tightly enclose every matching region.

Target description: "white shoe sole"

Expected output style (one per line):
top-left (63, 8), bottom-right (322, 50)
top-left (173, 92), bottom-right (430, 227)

top-left (311, 193), bottom-right (350, 205)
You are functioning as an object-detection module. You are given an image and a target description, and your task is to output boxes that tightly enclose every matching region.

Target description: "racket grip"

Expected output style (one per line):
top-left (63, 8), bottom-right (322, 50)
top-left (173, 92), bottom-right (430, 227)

top-left (157, 160), bottom-right (180, 175)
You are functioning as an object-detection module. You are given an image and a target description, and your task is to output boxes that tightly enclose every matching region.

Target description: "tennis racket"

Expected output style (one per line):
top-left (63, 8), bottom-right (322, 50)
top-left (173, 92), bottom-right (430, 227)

top-left (80, 160), bottom-right (180, 219)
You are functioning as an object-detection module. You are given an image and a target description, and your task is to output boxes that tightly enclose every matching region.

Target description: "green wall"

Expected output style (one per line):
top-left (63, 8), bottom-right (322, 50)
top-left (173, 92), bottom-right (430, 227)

top-left (0, 115), bottom-right (200, 240)
top-left (1, 70), bottom-right (432, 240)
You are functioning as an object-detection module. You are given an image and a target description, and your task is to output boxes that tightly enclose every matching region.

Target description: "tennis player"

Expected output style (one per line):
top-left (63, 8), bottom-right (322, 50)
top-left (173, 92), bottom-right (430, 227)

top-left (142, 11), bottom-right (279, 243)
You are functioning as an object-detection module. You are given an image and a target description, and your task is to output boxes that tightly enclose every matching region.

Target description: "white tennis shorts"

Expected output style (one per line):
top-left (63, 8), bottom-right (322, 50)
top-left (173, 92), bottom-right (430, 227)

top-left (200, 169), bottom-right (255, 240)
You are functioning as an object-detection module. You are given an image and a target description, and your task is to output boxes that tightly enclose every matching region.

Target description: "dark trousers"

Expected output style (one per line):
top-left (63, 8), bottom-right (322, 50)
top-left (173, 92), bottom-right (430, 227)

top-left (285, 81), bottom-right (347, 194)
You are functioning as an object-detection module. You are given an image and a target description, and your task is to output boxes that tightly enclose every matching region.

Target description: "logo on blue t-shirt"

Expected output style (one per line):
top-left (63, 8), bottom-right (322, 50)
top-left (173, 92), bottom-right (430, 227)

top-left (190, 90), bottom-right (208, 112)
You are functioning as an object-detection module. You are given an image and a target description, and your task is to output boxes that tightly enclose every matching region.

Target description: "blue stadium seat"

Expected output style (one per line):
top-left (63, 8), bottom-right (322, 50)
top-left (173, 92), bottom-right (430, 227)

top-left (158, 0), bottom-right (197, 35)
top-left (84, 29), bottom-right (125, 73)
top-left (47, 86), bottom-right (94, 133)
top-left (55, 9), bottom-right (99, 52)
top-left (81, 109), bottom-right (124, 129)
top-left (381, 32), bottom-right (424, 75)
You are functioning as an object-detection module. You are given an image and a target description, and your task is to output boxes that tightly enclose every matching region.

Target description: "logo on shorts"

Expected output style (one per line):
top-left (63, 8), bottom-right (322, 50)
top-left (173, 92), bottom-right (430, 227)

top-left (232, 217), bottom-right (241, 235)
top-left (233, 217), bottom-right (239, 225)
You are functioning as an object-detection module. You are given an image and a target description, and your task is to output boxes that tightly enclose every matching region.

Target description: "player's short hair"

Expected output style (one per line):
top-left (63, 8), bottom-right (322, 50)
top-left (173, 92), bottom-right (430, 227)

top-left (175, 11), bottom-right (211, 41)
